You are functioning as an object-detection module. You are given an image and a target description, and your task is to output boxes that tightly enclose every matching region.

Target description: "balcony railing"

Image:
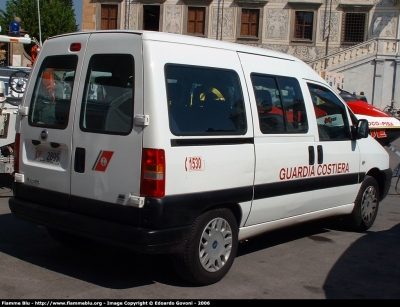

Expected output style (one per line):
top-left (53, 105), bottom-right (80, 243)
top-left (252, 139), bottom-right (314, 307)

top-left (307, 38), bottom-right (400, 73)
top-left (338, 0), bottom-right (374, 7)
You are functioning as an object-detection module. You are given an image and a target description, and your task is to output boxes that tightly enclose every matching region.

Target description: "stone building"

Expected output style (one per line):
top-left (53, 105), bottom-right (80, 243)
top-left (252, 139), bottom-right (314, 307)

top-left (81, 0), bottom-right (400, 62)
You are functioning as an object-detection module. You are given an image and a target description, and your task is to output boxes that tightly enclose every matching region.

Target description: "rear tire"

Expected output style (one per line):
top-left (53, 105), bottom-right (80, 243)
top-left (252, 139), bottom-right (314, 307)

top-left (46, 227), bottom-right (92, 248)
top-left (347, 176), bottom-right (379, 232)
top-left (172, 208), bottom-right (238, 286)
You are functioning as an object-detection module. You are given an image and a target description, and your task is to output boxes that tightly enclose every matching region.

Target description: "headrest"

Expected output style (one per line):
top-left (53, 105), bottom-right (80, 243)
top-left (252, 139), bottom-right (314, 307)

top-left (63, 76), bottom-right (74, 82)
top-left (256, 90), bottom-right (273, 113)
top-left (256, 90), bottom-right (272, 105)
top-left (193, 85), bottom-right (219, 104)
top-left (95, 76), bottom-right (123, 87)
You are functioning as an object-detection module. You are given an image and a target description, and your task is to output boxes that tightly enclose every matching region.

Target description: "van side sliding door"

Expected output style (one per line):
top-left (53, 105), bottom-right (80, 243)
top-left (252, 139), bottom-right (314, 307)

top-left (238, 52), bottom-right (316, 225)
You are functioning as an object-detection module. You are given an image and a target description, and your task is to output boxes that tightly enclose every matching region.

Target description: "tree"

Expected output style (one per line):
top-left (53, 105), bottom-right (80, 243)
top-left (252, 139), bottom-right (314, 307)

top-left (60, 0), bottom-right (74, 6)
top-left (0, 0), bottom-right (78, 45)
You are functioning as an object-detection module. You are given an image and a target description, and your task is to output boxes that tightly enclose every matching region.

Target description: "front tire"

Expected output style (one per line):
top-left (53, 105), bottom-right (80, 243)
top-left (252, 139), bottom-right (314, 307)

top-left (347, 175), bottom-right (379, 231)
top-left (172, 208), bottom-right (238, 286)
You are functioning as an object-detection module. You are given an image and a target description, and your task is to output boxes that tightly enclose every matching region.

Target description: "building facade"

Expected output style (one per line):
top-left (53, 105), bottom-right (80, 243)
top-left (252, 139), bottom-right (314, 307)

top-left (81, 0), bottom-right (400, 62)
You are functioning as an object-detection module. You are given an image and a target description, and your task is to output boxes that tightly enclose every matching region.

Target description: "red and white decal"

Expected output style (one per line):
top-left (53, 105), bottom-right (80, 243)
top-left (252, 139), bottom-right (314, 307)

top-left (369, 121), bottom-right (395, 127)
top-left (370, 130), bottom-right (387, 139)
top-left (185, 156), bottom-right (205, 172)
top-left (92, 150), bottom-right (114, 172)
top-left (279, 162), bottom-right (349, 180)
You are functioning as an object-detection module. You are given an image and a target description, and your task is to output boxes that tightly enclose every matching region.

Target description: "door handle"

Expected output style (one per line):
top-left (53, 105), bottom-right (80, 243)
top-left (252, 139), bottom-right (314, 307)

top-left (308, 146), bottom-right (315, 165)
top-left (317, 145), bottom-right (323, 164)
top-left (74, 147), bottom-right (86, 173)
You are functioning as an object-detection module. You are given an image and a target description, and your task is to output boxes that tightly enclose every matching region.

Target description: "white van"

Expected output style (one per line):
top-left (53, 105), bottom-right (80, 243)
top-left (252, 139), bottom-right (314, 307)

top-left (9, 31), bottom-right (392, 286)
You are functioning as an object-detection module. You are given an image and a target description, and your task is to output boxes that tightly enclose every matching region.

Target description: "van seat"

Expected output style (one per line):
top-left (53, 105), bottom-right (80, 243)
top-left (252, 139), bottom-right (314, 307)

top-left (104, 91), bottom-right (133, 133)
top-left (255, 90), bottom-right (273, 113)
top-left (170, 100), bottom-right (235, 133)
top-left (54, 99), bottom-right (70, 127)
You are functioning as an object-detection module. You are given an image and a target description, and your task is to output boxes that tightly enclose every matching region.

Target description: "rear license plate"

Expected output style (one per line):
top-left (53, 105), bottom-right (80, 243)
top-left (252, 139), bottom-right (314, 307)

top-left (35, 148), bottom-right (61, 164)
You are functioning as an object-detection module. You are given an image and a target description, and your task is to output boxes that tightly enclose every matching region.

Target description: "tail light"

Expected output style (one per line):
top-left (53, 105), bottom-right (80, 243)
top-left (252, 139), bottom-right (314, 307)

top-left (14, 133), bottom-right (20, 173)
top-left (70, 43), bottom-right (82, 52)
top-left (140, 148), bottom-right (165, 198)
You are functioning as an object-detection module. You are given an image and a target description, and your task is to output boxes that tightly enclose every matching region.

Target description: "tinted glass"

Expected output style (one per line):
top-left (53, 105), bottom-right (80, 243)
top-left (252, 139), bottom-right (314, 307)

top-left (251, 74), bottom-right (308, 134)
top-left (166, 64), bottom-right (247, 135)
top-left (28, 55), bottom-right (78, 129)
top-left (80, 54), bottom-right (134, 134)
top-left (308, 83), bottom-right (351, 141)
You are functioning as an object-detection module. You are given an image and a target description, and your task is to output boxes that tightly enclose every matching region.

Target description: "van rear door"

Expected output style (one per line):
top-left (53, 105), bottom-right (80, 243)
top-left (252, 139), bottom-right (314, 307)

top-left (70, 32), bottom-right (143, 211)
top-left (17, 32), bottom-right (143, 215)
top-left (16, 34), bottom-right (90, 209)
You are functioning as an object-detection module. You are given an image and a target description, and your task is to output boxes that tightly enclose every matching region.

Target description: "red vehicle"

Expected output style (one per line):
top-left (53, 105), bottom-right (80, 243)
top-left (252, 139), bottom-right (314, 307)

top-left (338, 89), bottom-right (400, 147)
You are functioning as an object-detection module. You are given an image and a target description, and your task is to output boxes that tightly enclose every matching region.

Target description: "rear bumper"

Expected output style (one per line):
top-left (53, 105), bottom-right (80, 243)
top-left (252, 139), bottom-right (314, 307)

top-left (9, 197), bottom-right (190, 254)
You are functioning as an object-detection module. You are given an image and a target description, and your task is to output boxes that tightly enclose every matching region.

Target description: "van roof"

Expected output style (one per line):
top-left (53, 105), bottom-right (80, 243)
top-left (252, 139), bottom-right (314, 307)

top-left (49, 30), bottom-right (303, 63)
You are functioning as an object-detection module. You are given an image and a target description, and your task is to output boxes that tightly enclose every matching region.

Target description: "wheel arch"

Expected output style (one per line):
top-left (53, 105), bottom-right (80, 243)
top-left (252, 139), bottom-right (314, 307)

top-left (200, 202), bottom-right (243, 228)
top-left (366, 168), bottom-right (386, 201)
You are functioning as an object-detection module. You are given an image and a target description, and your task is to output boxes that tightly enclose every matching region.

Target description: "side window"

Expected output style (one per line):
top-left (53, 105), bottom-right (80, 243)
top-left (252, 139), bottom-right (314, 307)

top-left (100, 5), bottom-right (118, 30)
top-left (29, 55), bottom-right (78, 129)
top-left (80, 54), bottom-right (134, 135)
top-left (342, 12), bottom-right (367, 46)
top-left (307, 83), bottom-right (351, 141)
top-left (240, 9), bottom-right (259, 37)
top-left (294, 11), bottom-right (313, 41)
top-left (237, 8), bottom-right (262, 42)
top-left (251, 74), bottom-right (308, 134)
top-left (187, 7), bottom-right (206, 36)
top-left (291, 9), bottom-right (316, 44)
top-left (143, 5), bottom-right (160, 31)
top-left (165, 64), bottom-right (247, 135)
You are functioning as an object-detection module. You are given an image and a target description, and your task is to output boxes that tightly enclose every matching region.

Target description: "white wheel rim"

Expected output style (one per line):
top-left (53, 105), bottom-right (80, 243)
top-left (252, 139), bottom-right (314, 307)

top-left (361, 185), bottom-right (377, 223)
top-left (199, 217), bottom-right (233, 272)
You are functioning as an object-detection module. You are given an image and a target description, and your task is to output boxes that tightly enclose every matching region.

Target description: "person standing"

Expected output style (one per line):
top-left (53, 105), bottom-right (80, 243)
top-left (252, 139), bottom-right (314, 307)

top-left (359, 91), bottom-right (368, 102)
top-left (30, 45), bottom-right (38, 66)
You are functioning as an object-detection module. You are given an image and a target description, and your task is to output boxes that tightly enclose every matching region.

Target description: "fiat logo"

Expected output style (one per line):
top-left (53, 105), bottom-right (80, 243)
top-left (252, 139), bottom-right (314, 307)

top-left (40, 129), bottom-right (48, 141)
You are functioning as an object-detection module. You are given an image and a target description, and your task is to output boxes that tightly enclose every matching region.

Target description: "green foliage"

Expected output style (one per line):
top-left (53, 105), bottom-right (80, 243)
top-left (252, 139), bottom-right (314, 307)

top-left (60, 0), bottom-right (74, 6)
top-left (0, 0), bottom-right (78, 45)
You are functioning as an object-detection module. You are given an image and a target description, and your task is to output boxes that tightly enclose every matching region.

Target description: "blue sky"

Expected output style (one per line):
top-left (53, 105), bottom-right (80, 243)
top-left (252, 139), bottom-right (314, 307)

top-left (73, 0), bottom-right (83, 30)
top-left (0, 0), bottom-right (83, 31)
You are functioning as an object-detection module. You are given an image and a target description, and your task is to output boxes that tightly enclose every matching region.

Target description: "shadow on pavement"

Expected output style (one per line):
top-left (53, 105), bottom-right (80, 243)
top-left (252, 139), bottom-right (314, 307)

top-left (0, 210), bottom-right (337, 290)
top-left (0, 212), bottom-right (184, 289)
top-left (1, 205), bottom-right (400, 296)
top-left (323, 224), bottom-right (400, 299)
top-left (0, 174), bottom-right (13, 192)
top-left (0, 173), bottom-right (399, 295)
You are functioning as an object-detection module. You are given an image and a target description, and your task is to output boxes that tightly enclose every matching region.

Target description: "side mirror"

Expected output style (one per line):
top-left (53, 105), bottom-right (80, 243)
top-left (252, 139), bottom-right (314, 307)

top-left (352, 119), bottom-right (369, 139)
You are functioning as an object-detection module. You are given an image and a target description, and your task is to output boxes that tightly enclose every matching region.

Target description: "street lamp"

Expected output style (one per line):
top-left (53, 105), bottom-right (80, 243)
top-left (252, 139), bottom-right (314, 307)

top-left (37, 0), bottom-right (43, 48)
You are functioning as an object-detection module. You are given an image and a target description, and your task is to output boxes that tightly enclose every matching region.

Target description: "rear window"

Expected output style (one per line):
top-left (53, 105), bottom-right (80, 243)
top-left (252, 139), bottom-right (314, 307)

top-left (165, 64), bottom-right (247, 135)
top-left (80, 54), bottom-right (134, 135)
top-left (28, 55), bottom-right (78, 129)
